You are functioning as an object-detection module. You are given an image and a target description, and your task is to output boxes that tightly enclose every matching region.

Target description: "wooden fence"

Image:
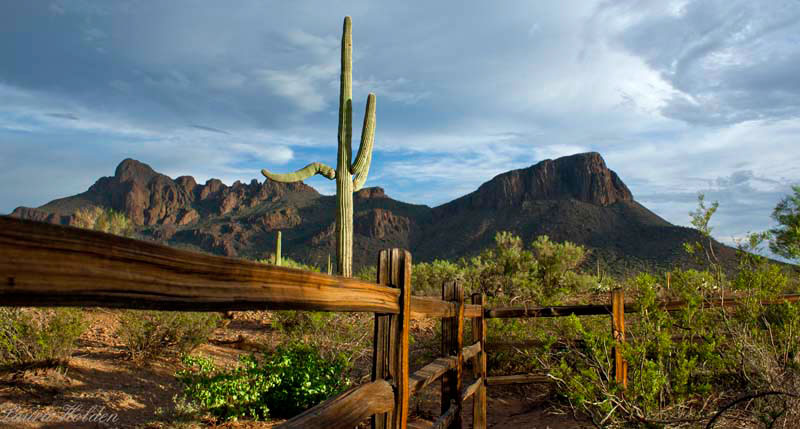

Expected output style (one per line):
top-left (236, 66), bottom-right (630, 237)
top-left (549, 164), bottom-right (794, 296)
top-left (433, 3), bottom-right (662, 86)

top-left (484, 289), bottom-right (800, 389)
top-left (2, 216), bottom-right (799, 427)
top-left (0, 216), bottom-right (485, 428)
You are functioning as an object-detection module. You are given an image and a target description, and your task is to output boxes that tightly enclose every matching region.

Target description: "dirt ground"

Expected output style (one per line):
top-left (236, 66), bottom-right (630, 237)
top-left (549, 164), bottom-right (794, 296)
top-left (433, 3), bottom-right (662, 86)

top-left (0, 310), bottom-right (589, 429)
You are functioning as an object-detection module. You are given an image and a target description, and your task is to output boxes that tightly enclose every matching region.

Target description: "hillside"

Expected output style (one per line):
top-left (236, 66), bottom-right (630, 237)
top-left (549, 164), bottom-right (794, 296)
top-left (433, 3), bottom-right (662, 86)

top-left (8, 152), bottom-right (738, 274)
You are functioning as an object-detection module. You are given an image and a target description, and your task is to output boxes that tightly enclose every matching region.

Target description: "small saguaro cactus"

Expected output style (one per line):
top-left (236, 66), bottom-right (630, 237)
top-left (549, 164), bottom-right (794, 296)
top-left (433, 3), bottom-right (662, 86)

top-left (261, 16), bottom-right (376, 277)
top-left (275, 231), bottom-right (282, 266)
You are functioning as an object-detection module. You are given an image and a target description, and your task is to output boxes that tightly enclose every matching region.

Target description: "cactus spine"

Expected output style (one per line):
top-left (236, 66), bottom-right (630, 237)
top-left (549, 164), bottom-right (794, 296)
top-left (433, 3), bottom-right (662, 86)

top-left (275, 231), bottom-right (282, 266)
top-left (261, 16), bottom-right (376, 277)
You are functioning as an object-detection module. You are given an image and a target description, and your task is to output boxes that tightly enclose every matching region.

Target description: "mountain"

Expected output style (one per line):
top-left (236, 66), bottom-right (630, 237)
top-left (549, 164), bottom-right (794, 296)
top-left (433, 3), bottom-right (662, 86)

top-left (8, 153), bottom-right (739, 274)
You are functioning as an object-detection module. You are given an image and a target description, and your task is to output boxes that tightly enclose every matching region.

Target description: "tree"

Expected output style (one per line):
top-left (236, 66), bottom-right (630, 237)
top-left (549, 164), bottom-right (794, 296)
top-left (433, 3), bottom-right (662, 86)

top-left (769, 185), bottom-right (800, 262)
top-left (260, 16), bottom-right (376, 277)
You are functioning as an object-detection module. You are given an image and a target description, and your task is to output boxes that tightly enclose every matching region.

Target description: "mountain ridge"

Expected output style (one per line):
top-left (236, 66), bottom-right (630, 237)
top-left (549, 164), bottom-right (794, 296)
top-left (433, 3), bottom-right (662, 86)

top-left (9, 153), bottom-right (738, 274)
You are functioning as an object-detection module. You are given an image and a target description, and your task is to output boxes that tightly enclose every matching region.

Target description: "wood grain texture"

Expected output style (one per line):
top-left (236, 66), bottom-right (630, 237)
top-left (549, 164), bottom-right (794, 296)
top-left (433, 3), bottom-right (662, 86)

top-left (372, 250), bottom-right (393, 429)
top-left (461, 341), bottom-right (481, 362)
top-left (485, 294), bottom-right (800, 319)
top-left (485, 303), bottom-right (612, 318)
top-left (432, 401), bottom-right (458, 429)
top-left (409, 343), bottom-right (482, 397)
top-left (612, 288), bottom-right (628, 389)
top-left (410, 296), bottom-right (481, 319)
top-left (279, 379), bottom-right (393, 429)
top-left (485, 374), bottom-right (553, 385)
top-left (440, 281), bottom-right (464, 429)
top-left (390, 249), bottom-right (412, 429)
top-left (471, 293), bottom-right (487, 429)
top-left (461, 378), bottom-right (482, 402)
top-left (0, 217), bottom-right (400, 312)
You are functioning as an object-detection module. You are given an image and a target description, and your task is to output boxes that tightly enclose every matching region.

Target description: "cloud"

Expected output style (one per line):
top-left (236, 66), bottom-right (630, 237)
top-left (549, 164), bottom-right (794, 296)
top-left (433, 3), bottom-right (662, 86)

top-left (594, 0), bottom-right (800, 125)
top-left (46, 112), bottom-right (79, 121)
top-left (190, 124), bottom-right (230, 135)
top-left (1, 0), bottom-right (799, 252)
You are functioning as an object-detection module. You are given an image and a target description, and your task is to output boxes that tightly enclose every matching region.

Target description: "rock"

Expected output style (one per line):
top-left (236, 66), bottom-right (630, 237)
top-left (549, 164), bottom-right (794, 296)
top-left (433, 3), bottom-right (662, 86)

top-left (356, 187), bottom-right (387, 199)
top-left (250, 208), bottom-right (302, 231)
top-left (355, 209), bottom-right (410, 239)
top-left (435, 152), bottom-right (632, 216)
top-left (177, 209), bottom-right (199, 226)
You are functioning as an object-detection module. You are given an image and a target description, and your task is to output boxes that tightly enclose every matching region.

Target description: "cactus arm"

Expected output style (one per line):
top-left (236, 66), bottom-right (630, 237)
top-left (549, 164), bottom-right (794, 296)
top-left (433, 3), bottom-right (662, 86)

top-left (338, 16), bottom-right (353, 167)
top-left (351, 93), bottom-right (376, 191)
top-left (261, 162), bottom-right (335, 182)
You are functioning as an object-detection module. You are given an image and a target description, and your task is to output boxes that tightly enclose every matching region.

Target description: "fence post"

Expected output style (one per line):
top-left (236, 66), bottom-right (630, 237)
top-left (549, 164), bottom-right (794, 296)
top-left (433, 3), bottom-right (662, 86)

top-left (371, 249), bottom-right (412, 429)
top-left (471, 293), bottom-right (487, 429)
top-left (441, 280), bottom-right (464, 429)
top-left (611, 288), bottom-right (628, 389)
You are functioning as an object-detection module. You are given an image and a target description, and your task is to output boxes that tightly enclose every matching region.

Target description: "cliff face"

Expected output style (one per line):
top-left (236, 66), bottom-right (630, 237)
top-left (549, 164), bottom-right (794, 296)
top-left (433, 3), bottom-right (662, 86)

top-left (12, 158), bottom-right (318, 227)
top-left (435, 152), bottom-right (633, 216)
top-left (8, 153), bottom-right (737, 274)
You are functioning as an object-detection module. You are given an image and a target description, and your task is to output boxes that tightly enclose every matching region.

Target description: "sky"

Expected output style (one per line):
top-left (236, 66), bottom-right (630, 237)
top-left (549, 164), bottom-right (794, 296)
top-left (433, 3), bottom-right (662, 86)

top-left (1, 0), bottom-right (799, 248)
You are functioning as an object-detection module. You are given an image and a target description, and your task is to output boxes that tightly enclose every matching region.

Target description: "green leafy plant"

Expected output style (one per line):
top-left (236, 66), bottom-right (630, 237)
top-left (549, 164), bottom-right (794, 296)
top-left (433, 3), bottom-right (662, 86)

top-left (73, 206), bottom-right (134, 237)
top-left (769, 184), bottom-right (800, 262)
top-left (116, 311), bottom-right (220, 364)
top-left (0, 307), bottom-right (87, 367)
top-left (176, 341), bottom-right (350, 421)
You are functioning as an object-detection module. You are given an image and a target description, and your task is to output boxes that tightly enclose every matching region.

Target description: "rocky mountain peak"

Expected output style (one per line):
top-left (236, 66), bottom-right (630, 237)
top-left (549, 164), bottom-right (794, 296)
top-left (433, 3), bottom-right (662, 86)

top-left (435, 152), bottom-right (633, 215)
top-left (114, 158), bottom-right (158, 183)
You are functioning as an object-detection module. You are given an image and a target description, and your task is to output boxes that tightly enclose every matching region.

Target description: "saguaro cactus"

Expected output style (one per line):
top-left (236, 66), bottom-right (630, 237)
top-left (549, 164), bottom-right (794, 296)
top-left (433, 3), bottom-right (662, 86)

top-left (261, 16), bottom-right (376, 277)
top-left (275, 231), bottom-right (282, 266)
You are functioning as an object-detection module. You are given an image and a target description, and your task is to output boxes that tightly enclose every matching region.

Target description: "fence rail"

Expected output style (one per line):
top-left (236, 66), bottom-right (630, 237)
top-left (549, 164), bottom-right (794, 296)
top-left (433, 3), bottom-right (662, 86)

top-left (0, 216), bottom-right (487, 429)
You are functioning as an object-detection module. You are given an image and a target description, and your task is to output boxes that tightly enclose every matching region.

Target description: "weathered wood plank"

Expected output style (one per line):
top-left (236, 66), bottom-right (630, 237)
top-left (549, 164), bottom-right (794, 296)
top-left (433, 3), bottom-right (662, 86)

top-left (441, 281), bottom-right (464, 429)
top-left (409, 343), bottom-right (483, 397)
top-left (485, 294), bottom-right (800, 319)
top-left (485, 374), bottom-right (552, 385)
top-left (471, 293), bottom-right (487, 429)
top-left (461, 341), bottom-right (481, 362)
top-left (372, 250), bottom-right (393, 429)
top-left (432, 402), bottom-right (458, 429)
top-left (279, 379), bottom-right (393, 429)
top-left (410, 296), bottom-right (481, 319)
top-left (461, 378), bottom-right (482, 402)
top-left (612, 288), bottom-right (628, 389)
top-left (0, 217), bottom-right (400, 313)
top-left (485, 303), bottom-right (612, 318)
top-left (390, 249), bottom-right (412, 429)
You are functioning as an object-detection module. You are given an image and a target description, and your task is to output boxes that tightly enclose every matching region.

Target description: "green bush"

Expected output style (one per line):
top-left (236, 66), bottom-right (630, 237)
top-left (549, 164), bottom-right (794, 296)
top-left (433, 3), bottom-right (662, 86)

top-left (0, 307), bottom-right (87, 367)
top-left (257, 256), bottom-right (320, 272)
top-left (176, 341), bottom-right (350, 421)
top-left (116, 311), bottom-right (220, 363)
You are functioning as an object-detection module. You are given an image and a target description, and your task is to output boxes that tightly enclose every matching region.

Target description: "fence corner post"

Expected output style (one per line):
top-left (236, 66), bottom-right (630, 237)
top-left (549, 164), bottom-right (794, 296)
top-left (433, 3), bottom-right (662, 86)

top-left (471, 293), bottom-right (487, 429)
top-left (371, 249), bottom-right (411, 429)
top-left (442, 280), bottom-right (464, 429)
top-left (611, 288), bottom-right (628, 390)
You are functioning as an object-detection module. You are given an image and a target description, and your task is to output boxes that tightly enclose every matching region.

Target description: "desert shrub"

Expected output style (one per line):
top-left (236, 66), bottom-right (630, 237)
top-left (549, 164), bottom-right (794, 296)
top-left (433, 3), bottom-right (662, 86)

top-left (73, 206), bottom-right (134, 237)
top-left (0, 307), bottom-right (87, 367)
top-left (465, 231), bottom-right (594, 304)
top-left (256, 256), bottom-right (320, 272)
top-left (412, 259), bottom-right (464, 296)
top-left (769, 184), bottom-right (800, 262)
top-left (272, 310), bottom-right (373, 374)
top-left (176, 341), bottom-right (350, 421)
top-left (355, 264), bottom-right (377, 281)
top-left (116, 311), bottom-right (220, 363)
top-left (540, 217), bottom-right (800, 427)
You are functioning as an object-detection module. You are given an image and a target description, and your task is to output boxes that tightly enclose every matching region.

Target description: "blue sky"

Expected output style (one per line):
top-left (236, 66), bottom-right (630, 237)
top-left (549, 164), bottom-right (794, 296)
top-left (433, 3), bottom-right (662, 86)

top-left (1, 1), bottom-right (799, 247)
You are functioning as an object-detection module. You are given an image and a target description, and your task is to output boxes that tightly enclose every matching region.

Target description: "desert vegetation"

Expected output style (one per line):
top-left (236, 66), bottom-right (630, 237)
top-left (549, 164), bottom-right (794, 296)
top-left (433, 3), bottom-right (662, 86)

top-left (0, 187), bottom-right (799, 428)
